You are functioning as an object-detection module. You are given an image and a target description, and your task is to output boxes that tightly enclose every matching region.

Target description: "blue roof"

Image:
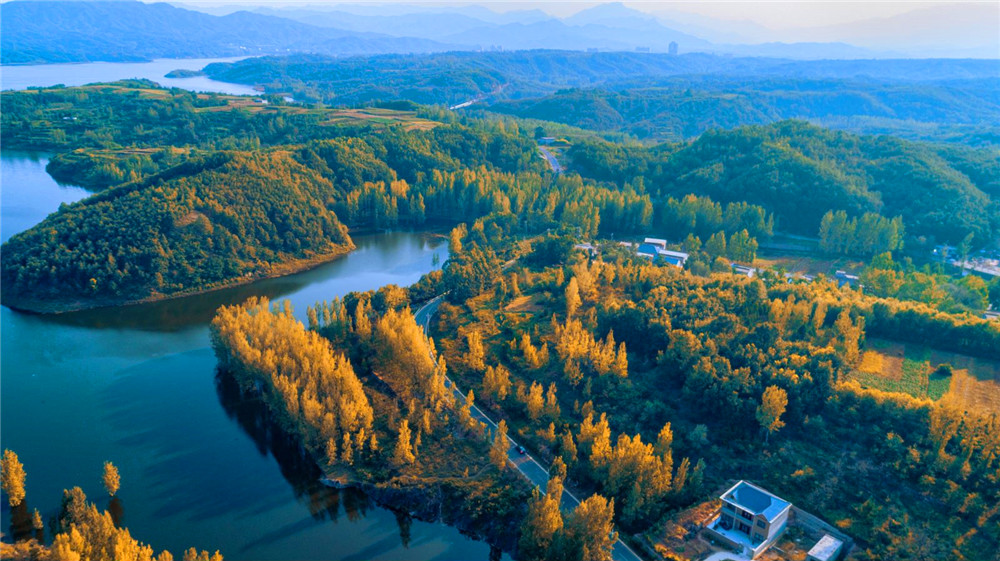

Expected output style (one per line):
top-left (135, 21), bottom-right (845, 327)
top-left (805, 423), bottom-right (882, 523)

top-left (662, 255), bottom-right (684, 266)
top-left (636, 243), bottom-right (660, 256)
top-left (721, 481), bottom-right (791, 523)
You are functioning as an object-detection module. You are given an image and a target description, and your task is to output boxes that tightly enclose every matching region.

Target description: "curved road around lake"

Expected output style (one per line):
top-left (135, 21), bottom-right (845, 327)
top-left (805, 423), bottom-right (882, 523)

top-left (414, 295), bottom-right (644, 561)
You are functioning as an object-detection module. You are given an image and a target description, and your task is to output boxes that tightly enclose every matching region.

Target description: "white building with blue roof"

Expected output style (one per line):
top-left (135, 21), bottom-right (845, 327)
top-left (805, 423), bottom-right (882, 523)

top-left (706, 480), bottom-right (792, 558)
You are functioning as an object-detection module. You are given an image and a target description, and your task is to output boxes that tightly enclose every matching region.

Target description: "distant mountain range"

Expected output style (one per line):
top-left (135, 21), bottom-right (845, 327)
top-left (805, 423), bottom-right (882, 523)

top-left (7, 0), bottom-right (989, 66)
top-left (0, 1), bottom-right (451, 65)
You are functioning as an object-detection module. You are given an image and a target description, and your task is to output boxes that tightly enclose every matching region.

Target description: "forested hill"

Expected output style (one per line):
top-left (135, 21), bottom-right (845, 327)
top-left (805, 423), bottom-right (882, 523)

top-left (0, 150), bottom-right (355, 311)
top-left (2, 84), bottom-right (997, 311)
top-left (0, 1), bottom-right (448, 65)
top-left (571, 121), bottom-right (1000, 243)
top-left (488, 78), bottom-right (1000, 146)
top-left (0, 83), bottom-right (547, 312)
top-left (202, 51), bottom-right (1000, 106)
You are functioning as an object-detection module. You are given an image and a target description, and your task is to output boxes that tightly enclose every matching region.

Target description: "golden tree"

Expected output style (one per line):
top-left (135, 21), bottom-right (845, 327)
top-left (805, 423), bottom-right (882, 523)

top-left (756, 385), bottom-right (788, 444)
top-left (103, 461), bottom-right (120, 496)
top-left (1, 449), bottom-right (26, 507)
top-left (490, 420), bottom-right (509, 471)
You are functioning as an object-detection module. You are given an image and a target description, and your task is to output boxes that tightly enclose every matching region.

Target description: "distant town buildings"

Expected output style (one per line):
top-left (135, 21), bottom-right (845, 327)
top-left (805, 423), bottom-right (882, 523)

top-left (635, 46), bottom-right (650, 52)
top-left (668, 41), bottom-right (678, 55)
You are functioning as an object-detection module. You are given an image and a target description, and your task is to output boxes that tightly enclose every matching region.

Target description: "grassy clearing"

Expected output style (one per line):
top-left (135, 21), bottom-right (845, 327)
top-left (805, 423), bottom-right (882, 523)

top-left (848, 338), bottom-right (1000, 412)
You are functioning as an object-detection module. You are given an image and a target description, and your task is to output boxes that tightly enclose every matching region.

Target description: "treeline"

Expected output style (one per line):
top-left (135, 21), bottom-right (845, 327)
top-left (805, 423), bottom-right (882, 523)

top-left (819, 210), bottom-right (904, 256)
top-left (569, 120), bottom-right (999, 245)
top-left (488, 78), bottom-right (1000, 146)
top-left (1, 83), bottom-right (545, 181)
top-left (0, 449), bottom-right (219, 561)
top-left (202, 51), bottom-right (1000, 112)
top-left (210, 298), bottom-right (375, 458)
top-left (211, 293), bottom-right (628, 556)
top-left (45, 148), bottom-right (192, 190)
top-left (424, 225), bottom-right (1000, 559)
top-left (1, 150), bottom-right (354, 310)
top-left (859, 252), bottom-right (995, 315)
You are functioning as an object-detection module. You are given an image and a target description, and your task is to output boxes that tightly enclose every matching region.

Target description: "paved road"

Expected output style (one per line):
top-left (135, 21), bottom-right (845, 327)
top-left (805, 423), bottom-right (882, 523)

top-left (414, 296), bottom-right (643, 561)
top-left (538, 146), bottom-right (562, 174)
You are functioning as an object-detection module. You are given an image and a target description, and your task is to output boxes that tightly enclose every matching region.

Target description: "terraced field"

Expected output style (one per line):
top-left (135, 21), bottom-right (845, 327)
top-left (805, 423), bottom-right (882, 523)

top-left (850, 338), bottom-right (1000, 413)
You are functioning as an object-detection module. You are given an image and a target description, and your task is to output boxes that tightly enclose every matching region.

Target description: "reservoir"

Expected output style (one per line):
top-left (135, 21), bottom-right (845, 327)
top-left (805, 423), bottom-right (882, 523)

top-left (0, 153), bottom-right (499, 560)
top-left (1, 57), bottom-right (256, 95)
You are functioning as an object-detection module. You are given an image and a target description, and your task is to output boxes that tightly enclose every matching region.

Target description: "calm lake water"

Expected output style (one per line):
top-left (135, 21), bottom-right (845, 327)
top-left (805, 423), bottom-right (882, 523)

top-left (1, 57), bottom-right (257, 95)
top-left (0, 153), bottom-right (503, 560)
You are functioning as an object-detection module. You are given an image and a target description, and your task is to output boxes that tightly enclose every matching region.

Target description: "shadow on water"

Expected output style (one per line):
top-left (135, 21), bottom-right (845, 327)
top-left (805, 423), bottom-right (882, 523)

top-left (108, 497), bottom-right (124, 528)
top-left (213, 369), bottom-right (377, 534)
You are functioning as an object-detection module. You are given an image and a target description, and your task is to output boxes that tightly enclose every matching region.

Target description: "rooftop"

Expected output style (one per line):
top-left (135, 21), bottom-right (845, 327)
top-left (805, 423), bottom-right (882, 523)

top-left (808, 534), bottom-right (843, 561)
top-left (721, 481), bottom-right (791, 523)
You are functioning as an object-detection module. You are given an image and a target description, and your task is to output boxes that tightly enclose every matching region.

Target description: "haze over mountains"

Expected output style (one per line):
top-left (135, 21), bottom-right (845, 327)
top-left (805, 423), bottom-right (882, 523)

top-left (2, 0), bottom-right (997, 65)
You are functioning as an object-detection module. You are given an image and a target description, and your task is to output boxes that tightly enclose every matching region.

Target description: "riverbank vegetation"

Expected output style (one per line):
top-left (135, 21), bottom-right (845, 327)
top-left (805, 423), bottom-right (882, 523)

top-left (1, 449), bottom-right (220, 561)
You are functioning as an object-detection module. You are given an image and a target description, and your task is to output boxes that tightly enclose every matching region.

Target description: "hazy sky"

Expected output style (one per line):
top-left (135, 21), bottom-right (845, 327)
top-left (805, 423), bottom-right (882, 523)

top-left (173, 0), bottom-right (992, 29)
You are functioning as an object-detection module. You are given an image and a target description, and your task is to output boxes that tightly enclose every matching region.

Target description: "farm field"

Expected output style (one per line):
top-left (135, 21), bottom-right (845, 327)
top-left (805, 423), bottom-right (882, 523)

top-left (849, 337), bottom-right (1000, 413)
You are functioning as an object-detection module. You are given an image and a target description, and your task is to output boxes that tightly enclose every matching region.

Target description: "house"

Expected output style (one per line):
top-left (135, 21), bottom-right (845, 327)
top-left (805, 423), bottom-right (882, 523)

top-left (732, 264), bottom-right (756, 277)
top-left (636, 242), bottom-right (688, 267)
top-left (984, 311), bottom-right (1000, 321)
top-left (644, 237), bottom-right (668, 250)
top-left (538, 137), bottom-right (556, 145)
top-left (807, 534), bottom-right (844, 561)
top-left (705, 481), bottom-right (792, 558)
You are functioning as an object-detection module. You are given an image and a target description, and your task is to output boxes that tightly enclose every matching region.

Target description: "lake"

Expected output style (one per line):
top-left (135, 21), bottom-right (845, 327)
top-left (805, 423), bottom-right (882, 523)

top-left (1, 57), bottom-right (257, 95)
top-left (0, 154), bottom-right (501, 560)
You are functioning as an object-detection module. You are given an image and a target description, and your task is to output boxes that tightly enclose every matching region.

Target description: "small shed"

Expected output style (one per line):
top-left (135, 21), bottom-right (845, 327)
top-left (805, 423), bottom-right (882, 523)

top-left (807, 534), bottom-right (844, 561)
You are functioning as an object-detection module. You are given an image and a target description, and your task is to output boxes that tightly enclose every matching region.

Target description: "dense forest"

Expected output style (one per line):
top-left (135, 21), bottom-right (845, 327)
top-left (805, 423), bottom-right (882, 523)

top-left (2, 84), bottom-right (997, 311)
top-left (203, 52), bottom-right (1000, 146)
top-left (203, 51), bottom-right (1000, 107)
top-left (425, 223), bottom-right (1000, 560)
top-left (569, 121), bottom-right (1000, 244)
top-left (488, 77), bottom-right (1000, 146)
top-left (206, 219), bottom-right (1000, 560)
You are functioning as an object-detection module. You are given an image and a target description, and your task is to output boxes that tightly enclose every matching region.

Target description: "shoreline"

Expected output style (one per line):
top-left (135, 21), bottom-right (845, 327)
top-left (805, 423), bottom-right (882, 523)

top-left (1, 243), bottom-right (356, 315)
top-left (2, 225), bottom-right (451, 316)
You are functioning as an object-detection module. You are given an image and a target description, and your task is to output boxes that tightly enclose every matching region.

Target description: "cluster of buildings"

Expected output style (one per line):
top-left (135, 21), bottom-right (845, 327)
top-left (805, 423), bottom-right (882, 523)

top-left (635, 237), bottom-right (690, 267)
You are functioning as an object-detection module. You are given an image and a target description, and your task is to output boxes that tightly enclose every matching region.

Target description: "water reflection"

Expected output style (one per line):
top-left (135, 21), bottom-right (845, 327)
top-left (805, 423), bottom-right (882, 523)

top-left (108, 497), bottom-right (124, 528)
top-left (27, 230), bottom-right (447, 332)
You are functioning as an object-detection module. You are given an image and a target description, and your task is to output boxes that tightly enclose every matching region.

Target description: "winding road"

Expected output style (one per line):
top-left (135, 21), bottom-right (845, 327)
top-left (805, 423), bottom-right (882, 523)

top-left (538, 146), bottom-right (562, 174)
top-left (414, 295), bottom-right (644, 561)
